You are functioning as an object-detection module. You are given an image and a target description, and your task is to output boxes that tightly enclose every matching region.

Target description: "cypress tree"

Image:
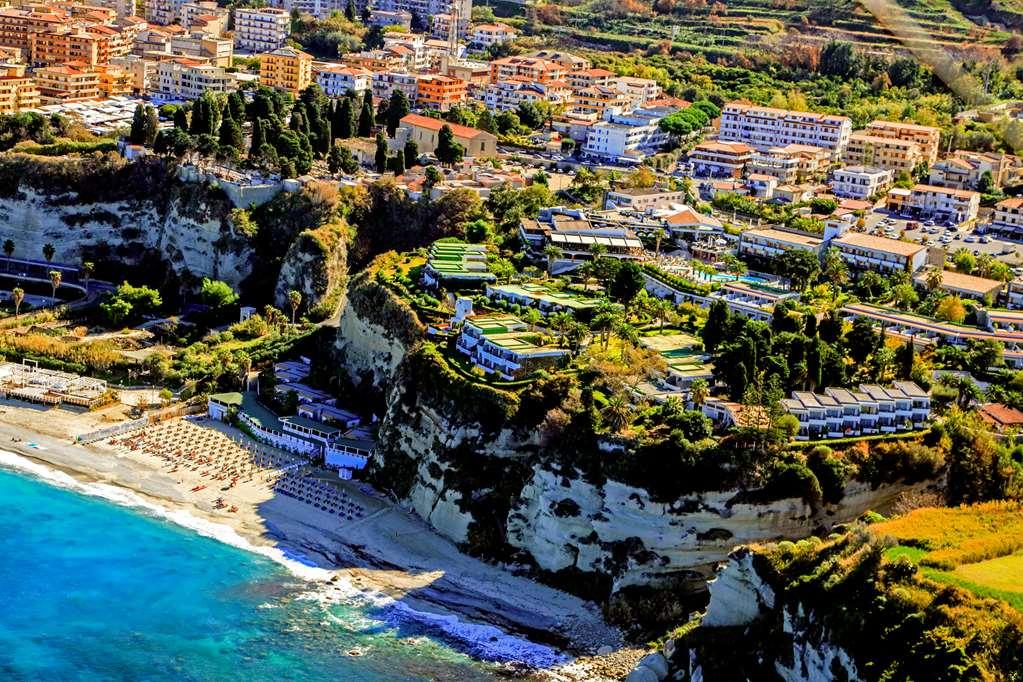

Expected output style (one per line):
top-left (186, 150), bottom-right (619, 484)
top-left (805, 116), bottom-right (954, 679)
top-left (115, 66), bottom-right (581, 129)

top-left (219, 115), bottom-right (244, 150)
top-left (403, 139), bottom-right (418, 166)
top-left (358, 89), bottom-right (375, 137)
top-left (249, 118), bottom-right (266, 157)
top-left (386, 90), bottom-right (410, 137)
top-left (388, 149), bottom-right (405, 175)
top-left (374, 131), bottom-right (387, 172)
top-left (173, 106), bottom-right (189, 131)
top-left (335, 96), bottom-right (356, 138)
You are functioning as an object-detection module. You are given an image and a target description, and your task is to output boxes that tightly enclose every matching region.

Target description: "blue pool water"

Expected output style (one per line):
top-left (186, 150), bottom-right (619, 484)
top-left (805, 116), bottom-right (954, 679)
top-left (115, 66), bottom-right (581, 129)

top-left (0, 455), bottom-right (498, 681)
top-left (708, 273), bottom-right (769, 285)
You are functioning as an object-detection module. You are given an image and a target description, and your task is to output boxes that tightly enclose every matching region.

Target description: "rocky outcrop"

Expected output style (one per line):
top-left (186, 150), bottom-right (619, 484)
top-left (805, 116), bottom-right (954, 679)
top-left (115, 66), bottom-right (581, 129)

top-left (0, 155), bottom-right (253, 286)
top-left (274, 219), bottom-right (349, 319)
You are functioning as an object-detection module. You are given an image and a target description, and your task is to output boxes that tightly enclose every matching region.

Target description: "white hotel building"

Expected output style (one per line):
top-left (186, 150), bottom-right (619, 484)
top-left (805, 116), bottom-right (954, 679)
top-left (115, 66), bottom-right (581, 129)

top-left (783, 381), bottom-right (931, 440)
top-left (315, 65), bottom-right (372, 96)
top-left (737, 228), bottom-right (824, 260)
top-left (718, 103), bottom-right (852, 160)
top-left (830, 165), bottom-right (893, 200)
top-left (233, 7), bottom-right (291, 53)
top-left (831, 232), bottom-right (928, 275)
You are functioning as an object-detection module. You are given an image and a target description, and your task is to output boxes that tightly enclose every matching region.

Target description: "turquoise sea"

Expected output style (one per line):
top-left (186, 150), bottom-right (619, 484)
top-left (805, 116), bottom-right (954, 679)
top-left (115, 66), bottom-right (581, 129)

top-left (0, 454), bottom-right (505, 681)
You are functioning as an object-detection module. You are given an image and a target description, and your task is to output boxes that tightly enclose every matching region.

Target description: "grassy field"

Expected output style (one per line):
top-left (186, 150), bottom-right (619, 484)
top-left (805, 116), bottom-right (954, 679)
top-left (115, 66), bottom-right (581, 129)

top-left (874, 501), bottom-right (1023, 611)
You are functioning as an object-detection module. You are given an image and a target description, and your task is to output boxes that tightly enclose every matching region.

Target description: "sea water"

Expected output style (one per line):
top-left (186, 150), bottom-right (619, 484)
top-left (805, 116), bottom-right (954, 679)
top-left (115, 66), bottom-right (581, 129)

top-left (0, 456), bottom-right (505, 681)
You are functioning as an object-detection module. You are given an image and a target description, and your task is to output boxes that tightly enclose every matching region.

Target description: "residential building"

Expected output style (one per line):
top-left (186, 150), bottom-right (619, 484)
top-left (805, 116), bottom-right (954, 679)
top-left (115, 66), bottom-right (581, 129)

top-left (746, 173), bottom-right (778, 199)
top-left (315, 64), bottom-right (371, 96)
top-left (615, 76), bottom-right (661, 109)
top-left (415, 74), bottom-right (466, 111)
top-left (96, 63), bottom-right (131, 97)
top-left (234, 7), bottom-right (291, 53)
top-left (456, 314), bottom-right (570, 380)
top-left (371, 69), bottom-right (418, 101)
top-left (977, 403), bottom-right (1023, 432)
top-left (0, 63), bottom-right (39, 112)
top-left (570, 84), bottom-right (630, 118)
top-left (109, 53), bottom-right (155, 94)
top-left (525, 49), bottom-right (591, 72)
top-left (783, 381), bottom-right (930, 440)
top-left (746, 143), bottom-right (831, 184)
top-left (368, 9), bottom-right (412, 29)
top-left (843, 132), bottom-right (924, 174)
top-left (687, 140), bottom-right (753, 178)
top-left (398, 113), bottom-right (498, 157)
top-left (489, 55), bottom-right (565, 84)
top-left (439, 55), bottom-right (491, 88)
top-left (864, 120), bottom-right (940, 165)
top-left (564, 67), bottom-right (615, 90)
top-left (28, 28), bottom-right (113, 67)
top-left (372, 0), bottom-right (472, 35)
top-left (912, 268), bottom-right (1004, 302)
top-left (603, 187), bottom-right (688, 211)
top-left (155, 57), bottom-right (235, 99)
top-left (34, 63), bottom-right (100, 104)
top-left (85, 0), bottom-right (138, 17)
top-left (259, 47), bottom-right (313, 94)
top-left (830, 165), bottom-right (893, 200)
top-left (146, 0), bottom-right (187, 25)
top-left (929, 150), bottom-right (1021, 191)
top-left (885, 183), bottom-right (980, 224)
top-left (482, 78), bottom-right (570, 112)
top-left (989, 197), bottom-right (1023, 235)
top-left (180, 1), bottom-right (229, 31)
top-left (169, 31), bottom-right (233, 67)
top-left (737, 228), bottom-right (824, 260)
top-left (718, 102), bottom-right (852, 159)
top-left (581, 108), bottom-right (672, 163)
top-left (470, 22), bottom-right (516, 49)
top-left (832, 232), bottom-right (928, 274)
top-left (0, 8), bottom-right (67, 55)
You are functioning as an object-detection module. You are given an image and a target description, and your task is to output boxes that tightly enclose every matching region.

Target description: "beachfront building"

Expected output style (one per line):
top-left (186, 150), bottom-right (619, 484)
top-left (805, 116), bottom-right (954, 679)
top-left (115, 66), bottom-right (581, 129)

top-left (687, 140), bottom-right (753, 178)
top-left (456, 314), bottom-right (571, 380)
top-left (830, 166), bottom-right (893, 200)
top-left (885, 183), bottom-right (980, 224)
top-left (0, 361), bottom-right (109, 408)
top-left (737, 228), bottom-right (824, 260)
top-left (990, 197), bottom-right (1023, 236)
top-left (831, 232), bottom-right (928, 274)
top-left (782, 381), bottom-right (931, 440)
top-left (912, 269), bottom-right (1005, 302)
top-left (843, 133), bottom-right (924, 174)
top-left (717, 102), bottom-right (852, 159)
top-left (398, 113), bottom-right (497, 157)
top-left (234, 7), bottom-right (290, 53)
top-left (485, 282), bottom-right (598, 316)
top-left (422, 241), bottom-right (495, 288)
top-left (259, 47), bottom-right (313, 94)
top-left (863, 120), bottom-right (940, 165)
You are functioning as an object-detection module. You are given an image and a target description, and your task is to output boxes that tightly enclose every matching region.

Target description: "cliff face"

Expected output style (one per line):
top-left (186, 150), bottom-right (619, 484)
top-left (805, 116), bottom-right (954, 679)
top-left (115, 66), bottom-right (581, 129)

top-left (274, 219), bottom-right (349, 318)
top-left (0, 156), bottom-right (253, 287)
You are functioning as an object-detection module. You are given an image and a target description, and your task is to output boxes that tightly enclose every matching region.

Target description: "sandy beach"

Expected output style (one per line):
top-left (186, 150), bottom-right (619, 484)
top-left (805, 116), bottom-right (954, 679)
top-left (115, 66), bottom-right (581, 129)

top-left (0, 396), bottom-right (643, 681)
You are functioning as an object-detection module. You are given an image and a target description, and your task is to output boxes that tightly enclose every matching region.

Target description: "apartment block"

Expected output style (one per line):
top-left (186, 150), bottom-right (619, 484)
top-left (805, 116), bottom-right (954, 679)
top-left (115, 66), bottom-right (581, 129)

top-left (34, 63), bottom-right (100, 104)
top-left (28, 28), bottom-right (112, 67)
top-left (783, 382), bottom-right (930, 440)
top-left (259, 46), bottom-right (312, 94)
top-left (180, 1), bottom-right (229, 31)
top-left (843, 132), bottom-right (923, 175)
top-left (373, 0), bottom-right (472, 36)
top-left (170, 31), bottom-right (233, 67)
top-left (911, 269), bottom-right (1004, 302)
top-left (929, 150), bottom-right (1021, 191)
top-left (0, 8), bottom-right (65, 54)
top-left (0, 63), bottom-right (39, 113)
top-left (737, 228), bottom-right (823, 260)
top-left (571, 84), bottom-right (630, 118)
top-left (989, 197), bottom-right (1023, 236)
top-left (146, 0), bottom-right (187, 25)
top-left (832, 232), bottom-right (928, 274)
top-left (371, 69), bottom-right (418, 102)
top-left (864, 120), bottom-right (940, 165)
top-left (456, 314), bottom-right (570, 381)
top-left (525, 49), bottom-right (591, 72)
top-left (368, 9), bottom-right (412, 29)
top-left (96, 63), bottom-right (131, 97)
top-left (747, 143), bottom-right (831, 184)
top-left (315, 64), bottom-right (371, 97)
top-left (615, 76), bottom-right (661, 109)
top-left (718, 102), bottom-right (852, 159)
top-left (603, 188), bottom-right (688, 211)
top-left (415, 74), bottom-right (466, 111)
top-left (470, 23), bottom-right (517, 49)
top-left (489, 55), bottom-right (565, 84)
top-left (885, 183), bottom-right (980, 224)
top-left (156, 57), bottom-right (235, 99)
top-left (830, 165), bottom-right (894, 200)
top-left (564, 67), bottom-right (614, 91)
top-left (482, 78), bottom-right (570, 112)
top-left (234, 7), bottom-right (290, 54)
top-left (687, 140), bottom-right (753, 178)
top-left (581, 108), bottom-right (672, 162)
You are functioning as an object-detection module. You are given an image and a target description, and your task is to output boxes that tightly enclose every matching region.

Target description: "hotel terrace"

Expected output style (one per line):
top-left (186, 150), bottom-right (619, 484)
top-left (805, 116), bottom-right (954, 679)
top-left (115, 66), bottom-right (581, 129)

top-left (422, 241), bottom-right (495, 288)
top-left (782, 381), bottom-right (931, 440)
top-left (455, 314), bottom-right (570, 380)
top-left (485, 282), bottom-right (598, 316)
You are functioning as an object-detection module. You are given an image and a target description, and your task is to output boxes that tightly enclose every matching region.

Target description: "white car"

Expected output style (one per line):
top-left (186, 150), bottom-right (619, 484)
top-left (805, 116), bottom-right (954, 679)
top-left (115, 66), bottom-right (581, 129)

top-left (965, 236), bottom-right (977, 243)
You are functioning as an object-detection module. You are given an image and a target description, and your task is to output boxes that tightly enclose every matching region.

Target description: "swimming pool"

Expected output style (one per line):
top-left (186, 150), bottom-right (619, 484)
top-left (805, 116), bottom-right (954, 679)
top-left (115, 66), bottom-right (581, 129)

top-left (709, 273), bottom-right (770, 285)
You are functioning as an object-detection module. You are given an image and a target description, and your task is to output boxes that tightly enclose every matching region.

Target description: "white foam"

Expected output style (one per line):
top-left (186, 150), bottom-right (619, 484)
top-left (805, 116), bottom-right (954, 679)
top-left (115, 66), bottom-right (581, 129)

top-left (0, 449), bottom-right (569, 669)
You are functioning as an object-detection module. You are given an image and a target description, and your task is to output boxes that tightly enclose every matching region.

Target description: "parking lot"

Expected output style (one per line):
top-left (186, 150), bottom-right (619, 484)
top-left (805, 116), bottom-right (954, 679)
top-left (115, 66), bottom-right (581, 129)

top-left (861, 210), bottom-right (1023, 268)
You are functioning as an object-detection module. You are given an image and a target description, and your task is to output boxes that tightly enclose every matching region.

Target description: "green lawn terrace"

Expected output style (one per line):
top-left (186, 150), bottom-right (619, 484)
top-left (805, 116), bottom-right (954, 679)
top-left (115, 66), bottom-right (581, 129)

top-left (640, 332), bottom-right (714, 392)
top-left (485, 281), bottom-right (599, 319)
top-left (421, 241), bottom-right (495, 289)
top-left (455, 313), bottom-right (571, 381)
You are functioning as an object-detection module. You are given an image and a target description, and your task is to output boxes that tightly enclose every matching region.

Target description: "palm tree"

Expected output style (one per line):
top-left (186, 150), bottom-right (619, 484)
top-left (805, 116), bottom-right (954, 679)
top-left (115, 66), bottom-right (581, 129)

top-left (2, 239), bottom-right (13, 271)
top-left (81, 261), bottom-right (94, 293)
top-left (650, 297), bottom-right (673, 334)
top-left (11, 286), bottom-right (23, 317)
top-left (543, 244), bottom-right (563, 275)
top-left (590, 300), bottom-right (619, 351)
top-left (613, 320), bottom-right (639, 362)
top-left (653, 228), bottom-right (667, 263)
top-left (48, 270), bottom-right (61, 304)
top-left (42, 243), bottom-right (55, 263)
top-left (601, 393), bottom-right (631, 433)
top-left (689, 378), bottom-right (709, 408)
top-left (926, 268), bottom-right (944, 292)
top-left (287, 290), bottom-right (302, 324)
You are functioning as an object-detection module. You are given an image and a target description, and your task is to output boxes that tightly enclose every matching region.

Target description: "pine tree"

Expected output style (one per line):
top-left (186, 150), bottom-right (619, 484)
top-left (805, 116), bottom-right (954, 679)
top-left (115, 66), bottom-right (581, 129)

top-left (386, 90), bottom-right (410, 137)
top-left (375, 131), bottom-right (388, 172)
top-left (358, 89), bottom-right (375, 137)
top-left (228, 91), bottom-right (246, 122)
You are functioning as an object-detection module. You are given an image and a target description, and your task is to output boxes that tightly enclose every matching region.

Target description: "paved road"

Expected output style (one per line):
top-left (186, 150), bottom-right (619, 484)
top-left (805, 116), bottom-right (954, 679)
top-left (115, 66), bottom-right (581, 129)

top-left (861, 210), bottom-right (1023, 269)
